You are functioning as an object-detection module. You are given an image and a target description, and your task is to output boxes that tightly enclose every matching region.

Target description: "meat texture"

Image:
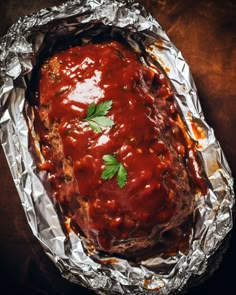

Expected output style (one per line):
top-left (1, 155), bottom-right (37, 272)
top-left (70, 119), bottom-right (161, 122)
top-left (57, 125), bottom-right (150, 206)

top-left (32, 41), bottom-right (207, 256)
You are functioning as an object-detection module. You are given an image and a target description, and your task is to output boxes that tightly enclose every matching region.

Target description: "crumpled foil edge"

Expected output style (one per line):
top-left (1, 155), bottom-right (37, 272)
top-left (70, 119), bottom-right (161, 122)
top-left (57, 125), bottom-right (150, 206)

top-left (0, 0), bottom-right (234, 294)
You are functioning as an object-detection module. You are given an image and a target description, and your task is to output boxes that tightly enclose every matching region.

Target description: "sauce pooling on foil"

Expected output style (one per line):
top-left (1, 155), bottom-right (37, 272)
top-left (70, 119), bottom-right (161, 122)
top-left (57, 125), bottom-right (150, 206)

top-left (33, 41), bottom-right (207, 253)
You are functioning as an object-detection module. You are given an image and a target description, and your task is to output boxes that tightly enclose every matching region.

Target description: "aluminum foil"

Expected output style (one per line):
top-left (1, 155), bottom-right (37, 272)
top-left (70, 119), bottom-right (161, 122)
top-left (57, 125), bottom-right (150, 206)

top-left (0, 0), bottom-right (234, 294)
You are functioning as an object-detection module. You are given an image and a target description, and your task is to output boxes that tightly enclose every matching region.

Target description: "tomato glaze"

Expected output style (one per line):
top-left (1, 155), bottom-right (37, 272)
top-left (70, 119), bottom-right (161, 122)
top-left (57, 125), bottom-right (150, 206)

top-left (34, 41), bottom-right (207, 252)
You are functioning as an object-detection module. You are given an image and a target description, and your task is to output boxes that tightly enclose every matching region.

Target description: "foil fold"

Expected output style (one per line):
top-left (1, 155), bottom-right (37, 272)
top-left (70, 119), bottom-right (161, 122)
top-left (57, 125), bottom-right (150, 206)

top-left (0, 0), bottom-right (234, 294)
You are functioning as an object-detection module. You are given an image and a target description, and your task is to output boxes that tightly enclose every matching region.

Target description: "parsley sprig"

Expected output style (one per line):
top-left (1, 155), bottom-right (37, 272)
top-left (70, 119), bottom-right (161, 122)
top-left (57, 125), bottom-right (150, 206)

top-left (84, 100), bottom-right (114, 133)
top-left (101, 154), bottom-right (127, 188)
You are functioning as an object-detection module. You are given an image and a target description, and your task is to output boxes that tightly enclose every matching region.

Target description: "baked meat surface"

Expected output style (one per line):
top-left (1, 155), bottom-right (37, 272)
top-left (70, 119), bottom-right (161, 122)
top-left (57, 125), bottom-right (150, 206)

top-left (31, 41), bottom-right (207, 255)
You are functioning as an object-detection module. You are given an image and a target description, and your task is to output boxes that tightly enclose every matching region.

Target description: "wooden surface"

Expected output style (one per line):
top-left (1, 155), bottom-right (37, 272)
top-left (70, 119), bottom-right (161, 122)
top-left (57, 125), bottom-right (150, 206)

top-left (0, 0), bottom-right (235, 294)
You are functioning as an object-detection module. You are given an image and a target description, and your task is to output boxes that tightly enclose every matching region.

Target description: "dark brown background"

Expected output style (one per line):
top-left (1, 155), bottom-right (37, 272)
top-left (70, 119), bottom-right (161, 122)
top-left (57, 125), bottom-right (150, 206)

top-left (0, 0), bottom-right (235, 294)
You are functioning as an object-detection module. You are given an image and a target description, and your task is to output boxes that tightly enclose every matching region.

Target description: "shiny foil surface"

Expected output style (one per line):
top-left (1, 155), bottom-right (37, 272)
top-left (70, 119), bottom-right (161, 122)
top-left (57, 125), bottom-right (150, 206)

top-left (0, 0), bottom-right (234, 294)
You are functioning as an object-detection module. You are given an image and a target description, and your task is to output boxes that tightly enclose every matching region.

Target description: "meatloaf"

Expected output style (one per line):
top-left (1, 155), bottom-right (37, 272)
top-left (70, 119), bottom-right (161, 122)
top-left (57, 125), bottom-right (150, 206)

top-left (30, 40), bottom-right (207, 256)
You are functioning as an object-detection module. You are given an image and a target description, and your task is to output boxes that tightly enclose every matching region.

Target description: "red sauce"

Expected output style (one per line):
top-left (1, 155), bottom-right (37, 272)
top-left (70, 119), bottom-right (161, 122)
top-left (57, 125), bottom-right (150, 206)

top-left (33, 41), bottom-right (207, 254)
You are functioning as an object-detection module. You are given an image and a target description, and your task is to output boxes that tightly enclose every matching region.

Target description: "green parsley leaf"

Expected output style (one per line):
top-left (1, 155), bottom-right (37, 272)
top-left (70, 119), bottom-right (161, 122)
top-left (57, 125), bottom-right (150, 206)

top-left (86, 102), bottom-right (96, 117)
top-left (84, 100), bottom-right (114, 133)
top-left (102, 164), bottom-right (119, 180)
top-left (91, 116), bottom-right (114, 127)
top-left (86, 120), bottom-right (102, 133)
top-left (102, 154), bottom-right (118, 165)
top-left (101, 154), bottom-right (127, 188)
top-left (117, 164), bottom-right (127, 188)
top-left (93, 100), bottom-right (112, 117)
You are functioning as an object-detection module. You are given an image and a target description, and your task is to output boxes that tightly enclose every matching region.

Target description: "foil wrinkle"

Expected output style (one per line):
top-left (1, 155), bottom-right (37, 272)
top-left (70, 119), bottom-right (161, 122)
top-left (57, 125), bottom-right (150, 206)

top-left (0, 0), bottom-right (234, 294)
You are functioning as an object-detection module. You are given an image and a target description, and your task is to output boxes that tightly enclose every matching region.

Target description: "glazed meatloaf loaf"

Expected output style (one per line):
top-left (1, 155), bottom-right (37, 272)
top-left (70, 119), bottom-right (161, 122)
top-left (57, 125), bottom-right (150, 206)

top-left (30, 40), bottom-right (207, 256)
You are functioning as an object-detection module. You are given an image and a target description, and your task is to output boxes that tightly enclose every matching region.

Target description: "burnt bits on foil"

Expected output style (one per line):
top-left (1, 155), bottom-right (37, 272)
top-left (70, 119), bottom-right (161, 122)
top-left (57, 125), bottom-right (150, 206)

top-left (0, 0), bottom-right (234, 294)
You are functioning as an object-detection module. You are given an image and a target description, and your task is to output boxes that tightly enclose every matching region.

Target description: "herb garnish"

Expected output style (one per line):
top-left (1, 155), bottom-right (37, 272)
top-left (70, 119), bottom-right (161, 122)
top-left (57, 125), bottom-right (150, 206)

top-left (84, 100), bottom-right (114, 133)
top-left (101, 154), bottom-right (127, 188)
